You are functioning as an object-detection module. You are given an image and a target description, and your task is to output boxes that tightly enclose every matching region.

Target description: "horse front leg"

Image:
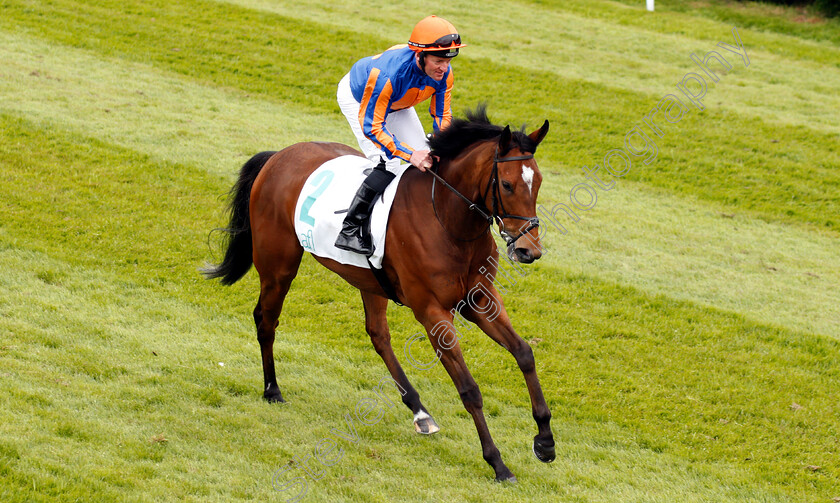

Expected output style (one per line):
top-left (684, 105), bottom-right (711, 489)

top-left (462, 283), bottom-right (555, 464)
top-left (416, 305), bottom-right (516, 482)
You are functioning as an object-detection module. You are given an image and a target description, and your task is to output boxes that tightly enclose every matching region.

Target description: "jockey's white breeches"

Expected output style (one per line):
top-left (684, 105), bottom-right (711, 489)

top-left (336, 73), bottom-right (428, 172)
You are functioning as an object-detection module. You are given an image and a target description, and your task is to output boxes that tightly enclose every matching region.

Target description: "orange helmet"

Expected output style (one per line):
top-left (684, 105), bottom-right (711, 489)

top-left (407, 15), bottom-right (466, 58)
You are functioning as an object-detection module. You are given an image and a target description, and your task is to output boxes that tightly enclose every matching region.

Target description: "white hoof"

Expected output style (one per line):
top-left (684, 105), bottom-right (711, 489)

top-left (413, 410), bottom-right (440, 435)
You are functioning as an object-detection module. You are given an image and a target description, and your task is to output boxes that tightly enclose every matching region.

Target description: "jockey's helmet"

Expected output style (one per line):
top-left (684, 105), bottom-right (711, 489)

top-left (408, 15), bottom-right (466, 58)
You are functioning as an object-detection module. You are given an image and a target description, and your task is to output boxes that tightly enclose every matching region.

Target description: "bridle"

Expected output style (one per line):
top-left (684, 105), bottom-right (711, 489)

top-left (429, 146), bottom-right (540, 246)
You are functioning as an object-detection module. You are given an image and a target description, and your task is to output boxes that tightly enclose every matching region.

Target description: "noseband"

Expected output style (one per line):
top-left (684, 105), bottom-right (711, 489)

top-left (486, 146), bottom-right (540, 247)
top-left (428, 146), bottom-right (540, 246)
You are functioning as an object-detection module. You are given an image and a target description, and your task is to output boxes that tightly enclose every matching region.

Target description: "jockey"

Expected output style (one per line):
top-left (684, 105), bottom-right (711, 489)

top-left (335, 15), bottom-right (466, 256)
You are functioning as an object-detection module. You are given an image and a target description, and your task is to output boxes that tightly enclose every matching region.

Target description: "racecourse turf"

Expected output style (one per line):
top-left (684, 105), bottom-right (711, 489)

top-left (1, 1), bottom-right (838, 502)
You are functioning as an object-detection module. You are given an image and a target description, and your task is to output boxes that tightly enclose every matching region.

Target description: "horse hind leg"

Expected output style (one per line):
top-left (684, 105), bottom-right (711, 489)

top-left (360, 291), bottom-right (439, 435)
top-left (254, 246), bottom-right (303, 403)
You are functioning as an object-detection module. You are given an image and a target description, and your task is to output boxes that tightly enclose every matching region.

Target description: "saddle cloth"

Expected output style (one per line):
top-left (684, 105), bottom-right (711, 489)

top-left (293, 155), bottom-right (410, 269)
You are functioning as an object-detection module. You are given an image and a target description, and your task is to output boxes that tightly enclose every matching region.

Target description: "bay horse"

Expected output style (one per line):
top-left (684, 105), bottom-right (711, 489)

top-left (204, 107), bottom-right (555, 482)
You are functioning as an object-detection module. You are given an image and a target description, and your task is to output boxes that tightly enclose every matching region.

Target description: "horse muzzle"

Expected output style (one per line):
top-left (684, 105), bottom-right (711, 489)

top-left (507, 241), bottom-right (542, 264)
top-left (502, 217), bottom-right (542, 264)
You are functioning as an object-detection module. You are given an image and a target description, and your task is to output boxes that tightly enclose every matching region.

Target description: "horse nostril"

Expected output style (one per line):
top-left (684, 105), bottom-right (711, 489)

top-left (507, 243), bottom-right (517, 261)
top-left (515, 248), bottom-right (534, 264)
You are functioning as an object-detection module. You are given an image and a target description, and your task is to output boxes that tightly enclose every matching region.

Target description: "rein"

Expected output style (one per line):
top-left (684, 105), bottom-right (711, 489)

top-left (429, 166), bottom-right (492, 242)
top-left (427, 146), bottom-right (540, 246)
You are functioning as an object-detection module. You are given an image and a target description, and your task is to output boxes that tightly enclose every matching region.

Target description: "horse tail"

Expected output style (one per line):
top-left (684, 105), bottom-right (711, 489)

top-left (203, 151), bottom-right (277, 285)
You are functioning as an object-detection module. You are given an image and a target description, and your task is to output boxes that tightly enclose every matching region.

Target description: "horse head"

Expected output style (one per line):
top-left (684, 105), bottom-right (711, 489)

top-left (429, 106), bottom-right (550, 264)
top-left (490, 121), bottom-right (549, 263)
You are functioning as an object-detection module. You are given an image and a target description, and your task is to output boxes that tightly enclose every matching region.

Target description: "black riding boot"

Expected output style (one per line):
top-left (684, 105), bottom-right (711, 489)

top-left (334, 161), bottom-right (396, 256)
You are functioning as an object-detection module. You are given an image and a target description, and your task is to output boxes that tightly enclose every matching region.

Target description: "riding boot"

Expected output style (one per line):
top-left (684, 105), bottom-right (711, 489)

top-left (334, 160), bottom-right (396, 256)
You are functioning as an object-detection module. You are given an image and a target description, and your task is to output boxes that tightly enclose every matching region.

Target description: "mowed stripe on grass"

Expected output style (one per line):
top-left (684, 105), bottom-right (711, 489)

top-left (2, 0), bottom-right (839, 234)
top-left (1, 0), bottom-right (839, 501)
top-left (2, 27), bottom-right (837, 337)
top-left (218, 0), bottom-right (840, 133)
top-left (4, 114), bottom-right (836, 502)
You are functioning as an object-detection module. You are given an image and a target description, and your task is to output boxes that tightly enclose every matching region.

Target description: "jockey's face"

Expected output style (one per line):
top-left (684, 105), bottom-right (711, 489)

top-left (421, 54), bottom-right (452, 81)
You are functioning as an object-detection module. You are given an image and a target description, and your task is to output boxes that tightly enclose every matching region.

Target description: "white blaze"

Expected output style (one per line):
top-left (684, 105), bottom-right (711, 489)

top-left (522, 165), bottom-right (535, 195)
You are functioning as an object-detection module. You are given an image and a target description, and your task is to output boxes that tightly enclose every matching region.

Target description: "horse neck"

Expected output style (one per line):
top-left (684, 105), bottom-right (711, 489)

top-left (434, 142), bottom-right (495, 240)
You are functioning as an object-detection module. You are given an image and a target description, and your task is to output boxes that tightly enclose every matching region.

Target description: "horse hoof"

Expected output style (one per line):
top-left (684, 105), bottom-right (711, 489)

top-left (263, 391), bottom-right (286, 403)
top-left (533, 437), bottom-right (555, 463)
top-left (413, 411), bottom-right (440, 435)
top-left (495, 474), bottom-right (517, 483)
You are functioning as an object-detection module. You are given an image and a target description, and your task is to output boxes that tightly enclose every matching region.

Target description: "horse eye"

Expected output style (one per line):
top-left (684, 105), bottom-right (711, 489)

top-left (501, 181), bottom-right (514, 193)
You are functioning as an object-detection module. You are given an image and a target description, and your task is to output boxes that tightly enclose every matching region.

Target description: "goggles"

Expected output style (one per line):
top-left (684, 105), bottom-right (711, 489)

top-left (409, 33), bottom-right (463, 50)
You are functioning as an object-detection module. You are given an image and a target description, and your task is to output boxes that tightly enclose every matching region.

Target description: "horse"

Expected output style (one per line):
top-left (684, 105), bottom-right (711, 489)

top-left (203, 107), bottom-right (555, 482)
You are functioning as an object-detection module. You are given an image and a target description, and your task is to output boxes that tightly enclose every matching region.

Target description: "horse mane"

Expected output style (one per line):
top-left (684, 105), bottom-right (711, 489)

top-left (428, 104), bottom-right (537, 161)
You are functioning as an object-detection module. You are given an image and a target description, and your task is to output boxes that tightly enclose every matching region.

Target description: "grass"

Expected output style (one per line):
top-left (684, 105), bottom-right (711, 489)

top-left (604, 0), bottom-right (840, 42)
top-left (4, 0), bottom-right (839, 232)
top-left (1, 0), bottom-right (838, 501)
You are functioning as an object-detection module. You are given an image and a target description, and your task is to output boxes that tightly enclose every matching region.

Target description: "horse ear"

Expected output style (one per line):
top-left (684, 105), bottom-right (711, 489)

top-left (499, 125), bottom-right (513, 154)
top-left (529, 120), bottom-right (550, 146)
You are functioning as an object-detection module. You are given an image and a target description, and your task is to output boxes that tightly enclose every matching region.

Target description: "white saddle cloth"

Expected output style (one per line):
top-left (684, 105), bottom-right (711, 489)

top-left (293, 155), bottom-right (410, 269)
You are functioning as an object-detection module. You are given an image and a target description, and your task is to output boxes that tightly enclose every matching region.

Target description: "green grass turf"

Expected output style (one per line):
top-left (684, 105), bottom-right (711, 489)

top-left (2, 11), bottom-right (837, 337)
top-left (1, 0), bottom-right (838, 501)
top-left (3, 0), bottom-right (838, 234)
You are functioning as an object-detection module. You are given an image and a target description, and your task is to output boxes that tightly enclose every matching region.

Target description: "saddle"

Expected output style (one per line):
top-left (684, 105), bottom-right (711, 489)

top-left (293, 156), bottom-right (410, 270)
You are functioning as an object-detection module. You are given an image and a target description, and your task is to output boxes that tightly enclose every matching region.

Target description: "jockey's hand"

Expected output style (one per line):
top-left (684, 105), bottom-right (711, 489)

top-left (410, 149), bottom-right (434, 172)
